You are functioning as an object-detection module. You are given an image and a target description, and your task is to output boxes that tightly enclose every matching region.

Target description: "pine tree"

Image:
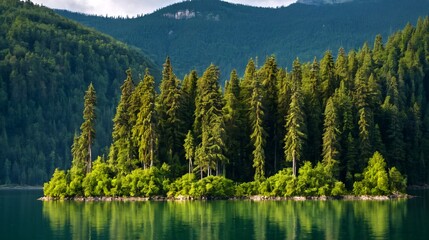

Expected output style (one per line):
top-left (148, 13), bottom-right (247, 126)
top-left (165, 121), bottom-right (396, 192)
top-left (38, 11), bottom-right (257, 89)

top-left (182, 70), bottom-right (198, 131)
top-left (284, 59), bottom-right (306, 177)
top-left (320, 50), bottom-right (337, 106)
top-left (157, 57), bottom-right (185, 167)
top-left (194, 64), bottom-right (226, 177)
top-left (184, 131), bottom-right (195, 175)
top-left (81, 83), bottom-right (96, 173)
top-left (259, 56), bottom-right (280, 174)
top-left (322, 97), bottom-right (340, 174)
top-left (249, 78), bottom-right (266, 181)
top-left (132, 70), bottom-right (158, 169)
top-left (109, 69), bottom-right (134, 175)
top-left (223, 70), bottom-right (245, 178)
top-left (302, 58), bottom-right (322, 163)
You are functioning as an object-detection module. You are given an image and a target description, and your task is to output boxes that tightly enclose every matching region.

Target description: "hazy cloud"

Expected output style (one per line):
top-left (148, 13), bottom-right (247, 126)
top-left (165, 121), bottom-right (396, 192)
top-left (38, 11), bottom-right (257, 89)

top-left (30, 0), bottom-right (297, 17)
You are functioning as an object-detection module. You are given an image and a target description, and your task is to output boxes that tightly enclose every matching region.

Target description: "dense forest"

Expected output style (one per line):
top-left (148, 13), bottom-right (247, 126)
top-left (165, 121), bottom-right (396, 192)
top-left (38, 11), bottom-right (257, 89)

top-left (57, 0), bottom-right (429, 79)
top-left (0, 0), bottom-right (159, 185)
top-left (44, 17), bottom-right (429, 198)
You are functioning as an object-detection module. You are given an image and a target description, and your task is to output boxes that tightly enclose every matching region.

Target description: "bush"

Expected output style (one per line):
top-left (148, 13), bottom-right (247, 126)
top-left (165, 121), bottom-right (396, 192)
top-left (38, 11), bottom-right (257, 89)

top-left (43, 169), bottom-right (68, 199)
top-left (189, 175), bottom-right (235, 198)
top-left (259, 168), bottom-right (296, 197)
top-left (82, 158), bottom-right (113, 197)
top-left (296, 162), bottom-right (345, 196)
top-left (388, 167), bottom-right (407, 194)
top-left (122, 167), bottom-right (166, 197)
top-left (352, 152), bottom-right (403, 195)
top-left (167, 173), bottom-right (197, 197)
top-left (235, 181), bottom-right (259, 197)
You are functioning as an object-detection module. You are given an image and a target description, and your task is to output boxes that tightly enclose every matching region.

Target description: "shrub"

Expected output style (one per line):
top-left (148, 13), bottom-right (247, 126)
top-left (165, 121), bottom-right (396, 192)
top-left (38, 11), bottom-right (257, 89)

top-left (43, 169), bottom-right (68, 199)
top-left (353, 152), bottom-right (401, 195)
top-left (122, 167), bottom-right (164, 197)
top-left (82, 158), bottom-right (113, 197)
top-left (296, 162), bottom-right (345, 196)
top-left (189, 175), bottom-right (235, 198)
top-left (388, 167), bottom-right (407, 194)
top-left (167, 173), bottom-right (197, 197)
top-left (235, 181), bottom-right (259, 197)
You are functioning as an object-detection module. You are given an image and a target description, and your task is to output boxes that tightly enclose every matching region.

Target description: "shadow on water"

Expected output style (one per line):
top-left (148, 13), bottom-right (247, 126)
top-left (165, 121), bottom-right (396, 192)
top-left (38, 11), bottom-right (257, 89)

top-left (40, 191), bottom-right (429, 240)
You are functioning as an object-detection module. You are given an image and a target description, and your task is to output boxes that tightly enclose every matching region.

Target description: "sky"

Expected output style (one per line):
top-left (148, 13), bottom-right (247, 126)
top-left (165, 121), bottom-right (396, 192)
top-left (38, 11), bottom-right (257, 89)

top-left (30, 0), bottom-right (298, 17)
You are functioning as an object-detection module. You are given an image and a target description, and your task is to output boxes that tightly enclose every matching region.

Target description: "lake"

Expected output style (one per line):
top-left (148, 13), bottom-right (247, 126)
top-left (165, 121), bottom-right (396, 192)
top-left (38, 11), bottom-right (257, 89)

top-left (0, 189), bottom-right (428, 239)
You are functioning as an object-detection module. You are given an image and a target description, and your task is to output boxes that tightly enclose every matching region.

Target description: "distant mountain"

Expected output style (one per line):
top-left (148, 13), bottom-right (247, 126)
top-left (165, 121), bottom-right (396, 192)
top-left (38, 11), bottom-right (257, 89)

top-left (57, 0), bottom-right (429, 79)
top-left (0, 0), bottom-right (159, 185)
top-left (297, 0), bottom-right (354, 5)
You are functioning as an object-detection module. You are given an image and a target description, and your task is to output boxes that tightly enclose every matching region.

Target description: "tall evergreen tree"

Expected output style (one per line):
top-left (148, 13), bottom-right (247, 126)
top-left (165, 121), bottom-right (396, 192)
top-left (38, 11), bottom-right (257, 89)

top-left (320, 51), bottom-right (337, 106)
top-left (249, 78), bottom-right (266, 181)
top-left (157, 57), bottom-right (185, 167)
top-left (81, 83), bottom-right (96, 173)
top-left (109, 69), bottom-right (134, 175)
top-left (132, 70), bottom-right (158, 169)
top-left (259, 56), bottom-right (280, 174)
top-left (194, 64), bottom-right (226, 177)
top-left (302, 58), bottom-right (322, 163)
top-left (322, 97), bottom-right (340, 174)
top-left (284, 59), bottom-right (306, 177)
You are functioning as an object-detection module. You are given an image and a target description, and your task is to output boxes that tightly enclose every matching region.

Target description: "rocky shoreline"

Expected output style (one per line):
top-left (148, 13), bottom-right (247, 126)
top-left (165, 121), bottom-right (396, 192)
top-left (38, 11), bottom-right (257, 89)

top-left (38, 194), bottom-right (412, 202)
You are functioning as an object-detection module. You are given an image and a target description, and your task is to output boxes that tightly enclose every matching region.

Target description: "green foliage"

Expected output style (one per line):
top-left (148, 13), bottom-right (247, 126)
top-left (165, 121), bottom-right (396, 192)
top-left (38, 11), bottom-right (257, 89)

top-left (190, 176), bottom-right (235, 198)
top-left (82, 157), bottom-right (113, 197)
top-left (0, 0), bottom-right (159, 185)
top-left (43, 169), bottom-right (68, 199)
top-left (59, 0), bottom-right (429, 80)
top-left (259, 168), bottom-right (297, 197)
top-left (388, 167), bottom-right (407, 193)
top-left (235, 181), bottom-right (259, 197)
top-left (353, 152), bottom-right (406, 195)
top-left (121, 166), bottom-right (167, 197)
top-left (296, 162), bottom-right (346, 196)
top-left (167, 173), bottom-right (197, 197)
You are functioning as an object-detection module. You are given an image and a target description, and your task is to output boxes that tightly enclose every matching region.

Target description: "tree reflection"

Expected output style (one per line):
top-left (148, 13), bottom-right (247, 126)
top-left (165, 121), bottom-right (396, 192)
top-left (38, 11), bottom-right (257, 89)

top-left (43, 199), bottom-right (407, 239)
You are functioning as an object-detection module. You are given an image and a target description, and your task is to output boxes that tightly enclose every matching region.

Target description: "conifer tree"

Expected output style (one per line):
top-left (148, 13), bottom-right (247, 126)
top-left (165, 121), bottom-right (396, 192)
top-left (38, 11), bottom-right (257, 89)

top-left (184, 131), bottom-right (195, 175)
top-left (81, 83), bottom-right (96, 173)
top-left (109, 69), bottom-right (134, 174)
top-left (223, 70), bottom-right (245, 178)
top-left (132, 70), bottom-right (158, 169)
top-left (259, 56), bottom-right (280, 173)
top-left (302, 58), bottom-right (322, 163)
top-left (182, 70), bottom-right (198, 131)
top-left (194, 64), bottom-right (226, 177)
top-left (322, 97), bottom-right (340, 174)
top-left (284, 59), bottom-right (306, 177)
top-left (249, 78), bottom-right (266, 181)
top-left (320, 51), bottom-right (337, 106)
top-left (157, 57), bottom-right (185, 166)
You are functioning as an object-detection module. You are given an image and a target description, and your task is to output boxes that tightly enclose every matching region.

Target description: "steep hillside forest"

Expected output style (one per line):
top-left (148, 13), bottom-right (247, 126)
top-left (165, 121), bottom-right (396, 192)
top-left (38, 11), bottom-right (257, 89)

top-left (57, 0), bottom-right (429, 79)
top-left (0, 0), bottom-right (159, 185)
top-left (45, 18), bottom-right (429, 198)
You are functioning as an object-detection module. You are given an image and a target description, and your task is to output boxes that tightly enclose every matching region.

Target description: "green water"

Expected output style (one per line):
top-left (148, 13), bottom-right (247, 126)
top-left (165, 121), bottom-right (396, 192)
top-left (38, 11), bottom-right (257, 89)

top-left (0, 190), bottom-right (428, 239)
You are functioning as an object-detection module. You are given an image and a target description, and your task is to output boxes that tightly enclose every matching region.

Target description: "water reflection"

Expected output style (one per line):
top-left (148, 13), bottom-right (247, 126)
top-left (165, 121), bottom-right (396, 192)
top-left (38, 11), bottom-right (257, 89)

top-left (42, 199), bottom-right (409, 239)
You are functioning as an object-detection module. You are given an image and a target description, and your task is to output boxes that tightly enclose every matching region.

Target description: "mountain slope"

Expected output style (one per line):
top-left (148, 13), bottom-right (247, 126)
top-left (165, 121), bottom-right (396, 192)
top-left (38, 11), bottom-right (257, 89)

top-left (0, 0), bottom-right (160, 184)
top-left (57, 0), bottom-right (429, 79)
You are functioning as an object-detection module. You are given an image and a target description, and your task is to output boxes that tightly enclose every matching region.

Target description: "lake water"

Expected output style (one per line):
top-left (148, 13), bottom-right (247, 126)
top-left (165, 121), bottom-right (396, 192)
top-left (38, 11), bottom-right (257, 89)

top-left (0, 189), bottom-right (428, 239)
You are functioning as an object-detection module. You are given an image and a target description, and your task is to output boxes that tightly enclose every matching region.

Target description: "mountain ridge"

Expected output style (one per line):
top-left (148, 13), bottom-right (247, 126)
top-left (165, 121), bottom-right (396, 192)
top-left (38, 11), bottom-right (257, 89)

top-left (56, 0), bottom-right (429, 80)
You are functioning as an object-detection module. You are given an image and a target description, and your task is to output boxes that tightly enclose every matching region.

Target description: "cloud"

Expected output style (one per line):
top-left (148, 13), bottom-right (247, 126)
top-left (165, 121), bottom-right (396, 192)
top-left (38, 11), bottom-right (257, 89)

top-left (30, 0), bottom-right (297, 17)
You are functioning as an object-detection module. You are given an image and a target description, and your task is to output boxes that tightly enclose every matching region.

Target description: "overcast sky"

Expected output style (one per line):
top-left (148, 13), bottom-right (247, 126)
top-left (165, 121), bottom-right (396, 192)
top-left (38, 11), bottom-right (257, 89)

top-left (30, 0), bottom-right (297, 17)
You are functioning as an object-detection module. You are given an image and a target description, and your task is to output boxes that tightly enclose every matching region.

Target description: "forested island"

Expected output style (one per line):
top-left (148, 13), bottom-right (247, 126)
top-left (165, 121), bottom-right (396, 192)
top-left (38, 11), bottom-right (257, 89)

top-left (43, 17), bottom-right (429, 200)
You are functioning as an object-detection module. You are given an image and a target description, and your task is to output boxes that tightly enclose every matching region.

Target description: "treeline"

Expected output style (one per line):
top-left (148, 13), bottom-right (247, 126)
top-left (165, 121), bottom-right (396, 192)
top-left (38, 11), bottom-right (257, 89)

top-left (0, 0), bottom-right (159, 185)
top-left (45, 18), bottom-right (429, 198)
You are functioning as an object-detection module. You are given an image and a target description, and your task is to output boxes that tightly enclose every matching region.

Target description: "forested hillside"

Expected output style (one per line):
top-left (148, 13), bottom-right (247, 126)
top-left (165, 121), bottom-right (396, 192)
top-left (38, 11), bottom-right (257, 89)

top-left (57, 0), bottom-right (429, 80)
top-left (0, 0), bottom-right (159, 185)
top-left (45, 18), bottom-right (429, 199)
